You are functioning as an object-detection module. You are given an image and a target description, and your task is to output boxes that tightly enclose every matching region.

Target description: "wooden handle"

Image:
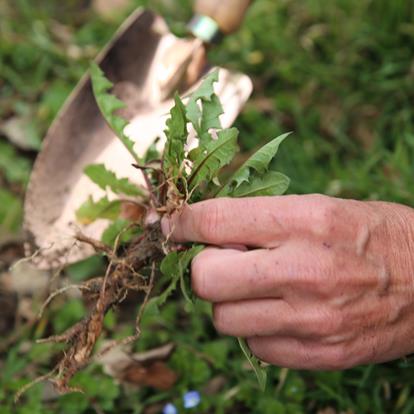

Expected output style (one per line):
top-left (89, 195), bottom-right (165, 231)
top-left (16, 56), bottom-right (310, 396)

top-left (194, 0), bottom-right (252, 34)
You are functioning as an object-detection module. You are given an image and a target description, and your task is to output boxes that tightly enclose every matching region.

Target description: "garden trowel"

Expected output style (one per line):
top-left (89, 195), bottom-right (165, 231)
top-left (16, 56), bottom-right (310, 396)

top-left (24, 0), bottom-right (253, 268)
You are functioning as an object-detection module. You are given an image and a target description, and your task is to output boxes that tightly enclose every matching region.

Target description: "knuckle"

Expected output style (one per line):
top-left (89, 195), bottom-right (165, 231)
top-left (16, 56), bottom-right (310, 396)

top-left (303, 254), bottom-right (336, 297)
top-left (313, 274), bottom-right (337, 299)
top-left (197, 201), bottom-right (225, 243)
top-left (321, 345), bottom-right (349, 370)
top-left (294, 258), bottom-right (335, 299)
top-left (294, 271), bottom-right (320, 293)
top-left (323, 313), bottom-right (345, 337)
top-left (311, 195), bottom-right (342, 238)
top-left (329, 249), bottom-right (347, 273)
top-left (308, 310), bottom-right (344, 338)
top-left (288, 340), bottom-right (320, 370)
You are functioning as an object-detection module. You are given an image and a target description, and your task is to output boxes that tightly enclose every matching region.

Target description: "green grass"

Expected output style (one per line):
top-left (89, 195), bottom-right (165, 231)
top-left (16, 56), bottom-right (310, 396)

top-left (1, 0), bottom-right (414, 412)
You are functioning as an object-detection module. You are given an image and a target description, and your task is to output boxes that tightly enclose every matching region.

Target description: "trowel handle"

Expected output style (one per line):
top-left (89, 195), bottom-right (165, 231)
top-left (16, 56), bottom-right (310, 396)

top-left (194, 0), bottom-right (252, 35)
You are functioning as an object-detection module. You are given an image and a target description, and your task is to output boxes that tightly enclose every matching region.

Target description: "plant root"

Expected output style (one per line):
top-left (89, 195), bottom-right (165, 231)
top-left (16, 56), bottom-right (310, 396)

top-left (37, 284), bottom-right (93, 319)
top-left (14, 368), bottom-right (58, 403)
top-left (18, 222), bottom-right (165, 398)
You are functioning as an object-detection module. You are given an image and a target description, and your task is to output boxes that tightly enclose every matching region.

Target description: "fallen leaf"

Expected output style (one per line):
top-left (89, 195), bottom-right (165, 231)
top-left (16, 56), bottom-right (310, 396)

top-left (121, 360), bottom-right (177, 390)
top-left (99, 342), bottom-right (177, 390)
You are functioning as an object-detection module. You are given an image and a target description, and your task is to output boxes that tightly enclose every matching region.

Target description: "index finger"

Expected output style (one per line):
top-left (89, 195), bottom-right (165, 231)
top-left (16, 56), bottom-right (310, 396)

top-left (161, 195), bottom-right (331, 248)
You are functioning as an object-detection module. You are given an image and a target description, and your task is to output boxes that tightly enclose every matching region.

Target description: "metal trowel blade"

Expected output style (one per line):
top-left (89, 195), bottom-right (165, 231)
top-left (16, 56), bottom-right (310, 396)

top-left (24, 8), bottom-right (253, 269)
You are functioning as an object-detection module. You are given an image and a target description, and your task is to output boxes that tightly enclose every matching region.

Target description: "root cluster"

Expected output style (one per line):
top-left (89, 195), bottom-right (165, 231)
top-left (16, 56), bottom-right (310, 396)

top-left (17, 222), bottom-right (166, 399)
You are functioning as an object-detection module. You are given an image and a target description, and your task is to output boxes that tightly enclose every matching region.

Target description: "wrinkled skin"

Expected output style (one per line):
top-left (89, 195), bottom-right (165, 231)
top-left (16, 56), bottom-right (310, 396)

top-left (162, 195), bottom-right (414, 370)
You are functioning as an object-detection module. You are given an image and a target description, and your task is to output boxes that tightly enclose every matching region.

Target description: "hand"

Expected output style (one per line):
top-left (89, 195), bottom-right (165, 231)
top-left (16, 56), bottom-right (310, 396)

top-left (162, 194), bottom-right (414, 370)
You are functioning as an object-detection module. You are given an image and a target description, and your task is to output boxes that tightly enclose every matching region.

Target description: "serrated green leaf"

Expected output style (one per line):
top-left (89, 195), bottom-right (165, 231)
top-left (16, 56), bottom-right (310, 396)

top-left (163, 94), bottom-right (188, 179)
top-left (186, 97), bottom-right (202, 136)
top-left (188, 128), bottom-right (239, 189)
top-left (199, 94), bottom-right (223, 143)
top-left (186, 70), bottom-right (222, 147)
top-left (234, 133), bottom-right (290, 185)
top-left (178, 245), bottom-right (204, 304)
top-left (159, 251), bottom-right (180, 277)
top-left (181, 244), bottom-right (205, 268)
top-left (75, 196), bottom-right (121, 225)
top-left (188, 69), bottom-right (219, 103)
top-left (218, 133), bottom-right (291, 196)
top-left (188, 146), bottom-right (202, 162)
top-left (102, 218), bottom-right (128, 246)
top-left (90, 63), bottom-right (139, 163)
top-left (84, 164), bottom-right (144, 197)
top-left (158, 245), bottom-right (204, 306)
top-left (231, 171), bottom-right (290, 198)
top-left (200, 94), bottom-right (223, 130)
top-left (158, 251), bottom-right (180, 306)
top-left (238, 338), bottom-right (267, 391)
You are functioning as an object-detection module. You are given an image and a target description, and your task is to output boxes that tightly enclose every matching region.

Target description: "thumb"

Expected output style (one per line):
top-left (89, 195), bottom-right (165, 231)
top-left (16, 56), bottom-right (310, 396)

top-left (161, 197), bottom-right (289, 247)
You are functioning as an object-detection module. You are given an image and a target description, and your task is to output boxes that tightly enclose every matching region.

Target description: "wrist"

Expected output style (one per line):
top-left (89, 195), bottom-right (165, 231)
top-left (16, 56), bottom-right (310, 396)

top-left (367, 200), bottom-right (414, 287)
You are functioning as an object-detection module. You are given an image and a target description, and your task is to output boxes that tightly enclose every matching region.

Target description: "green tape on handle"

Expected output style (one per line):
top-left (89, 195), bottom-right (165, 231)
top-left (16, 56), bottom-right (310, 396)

top-left (188, 14), bottom-right (222, 44)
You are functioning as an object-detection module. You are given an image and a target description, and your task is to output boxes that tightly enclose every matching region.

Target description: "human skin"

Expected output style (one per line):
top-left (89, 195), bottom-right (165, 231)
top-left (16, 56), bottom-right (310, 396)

top-left (161, 194), bottom-right (414, 370)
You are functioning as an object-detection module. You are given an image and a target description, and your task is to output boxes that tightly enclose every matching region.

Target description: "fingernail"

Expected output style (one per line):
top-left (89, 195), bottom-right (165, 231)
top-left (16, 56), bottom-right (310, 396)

top-left (144, 209), bottom-right (160, 226)
top-left (161, 216), bottom-right (171, 236)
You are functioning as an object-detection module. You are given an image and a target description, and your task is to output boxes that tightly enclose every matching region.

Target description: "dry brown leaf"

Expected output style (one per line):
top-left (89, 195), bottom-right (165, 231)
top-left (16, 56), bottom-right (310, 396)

top-left (99, 342), bottom-right (177, 390)
top-left (121, 360), bottom-right (177, 390)
top-left (120, 202), bottom-right (146, 222)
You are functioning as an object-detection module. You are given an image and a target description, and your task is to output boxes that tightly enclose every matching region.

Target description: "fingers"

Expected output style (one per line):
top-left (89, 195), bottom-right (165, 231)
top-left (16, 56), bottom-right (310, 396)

top-left (190, 242), bottom-right (333, 302)
top-left (212, 299), bottom-right (334, 339)
top-left (192, 247), bottom-right (284, 302)
top-left (247, 336), bottom-right (353, 371)
top-left (162, 195), bottom-right (339, 247)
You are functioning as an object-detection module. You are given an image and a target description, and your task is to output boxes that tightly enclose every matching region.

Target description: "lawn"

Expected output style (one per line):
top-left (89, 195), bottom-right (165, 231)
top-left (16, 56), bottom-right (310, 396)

top-left (1, 0), bottom-right (414, 413)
